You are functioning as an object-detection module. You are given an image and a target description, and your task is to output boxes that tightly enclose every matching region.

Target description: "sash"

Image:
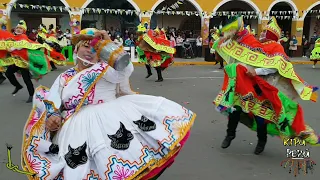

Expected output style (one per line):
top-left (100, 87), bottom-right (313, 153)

top-left (60, 63), bottom-right (109, 123)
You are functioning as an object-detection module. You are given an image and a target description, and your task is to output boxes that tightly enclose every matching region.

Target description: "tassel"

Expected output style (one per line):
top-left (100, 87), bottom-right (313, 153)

top-left (310, 92), bottom-right (318, 102)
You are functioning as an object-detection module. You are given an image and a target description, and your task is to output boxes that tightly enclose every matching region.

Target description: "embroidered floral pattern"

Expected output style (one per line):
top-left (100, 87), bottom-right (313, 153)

top-left (112, 165), bottom-right (134, 180)
top-left (27, 154), bottom-right (42, 173)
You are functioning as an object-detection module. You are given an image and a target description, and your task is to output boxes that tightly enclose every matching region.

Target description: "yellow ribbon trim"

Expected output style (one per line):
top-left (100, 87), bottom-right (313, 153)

top-left (216, 40), bottom-right (314, 100)
top-left (37, 32), bottom-right (47, 39)
top-left (1, 57), bottom-right (28, 69)
top-left (0, 66), bottom-right (5, 72)
top-left (143, 34), bottom-right (175, 54)
top-left (0, 40), bottom-right (52, 51)
top-left (214, 92), bottom-right (276, 121)
top-left (46, 36), bottom-right (59, 44)
top-left (47, 56), bottom-right (67, 66)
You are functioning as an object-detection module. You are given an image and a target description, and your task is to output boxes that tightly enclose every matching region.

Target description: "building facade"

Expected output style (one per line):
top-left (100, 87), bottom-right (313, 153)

top-left (0, 0), bottom-right (319, 55)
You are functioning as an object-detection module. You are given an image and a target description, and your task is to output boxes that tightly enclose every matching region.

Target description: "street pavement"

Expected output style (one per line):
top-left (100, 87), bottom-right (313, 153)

top-left (0, 64), bottom-right (319, 180)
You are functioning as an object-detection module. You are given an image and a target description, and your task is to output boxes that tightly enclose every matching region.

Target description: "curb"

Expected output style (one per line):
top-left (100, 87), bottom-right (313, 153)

top-left (67, 61), bottom-right (314, 66)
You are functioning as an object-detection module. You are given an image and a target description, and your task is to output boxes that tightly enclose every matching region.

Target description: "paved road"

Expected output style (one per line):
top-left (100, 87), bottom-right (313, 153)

top-left (0, 64), bottom-right (319, 180)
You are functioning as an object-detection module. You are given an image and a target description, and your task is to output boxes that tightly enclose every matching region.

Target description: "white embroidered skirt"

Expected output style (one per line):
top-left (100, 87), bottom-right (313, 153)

top-left (22, 92), bottom-right (196, 180)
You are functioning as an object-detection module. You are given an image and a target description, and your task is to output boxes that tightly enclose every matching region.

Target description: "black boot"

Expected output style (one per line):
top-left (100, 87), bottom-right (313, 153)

top-left (155, 67), bottom-right (163, 82)
top-left (50, 61), bottom-right (57, 71)
top-left (145, 74), bottom-right (152, 78)
top-left (0, 75), bottom-right (6, 84)
top-left (255, 117), bottom-right (267, 155)
top-left (12, 85), bottom-right (23, 95)
top-left (145, 64), bottom-right (152, 78)
top-left (254, 141), bottom-right (266, 155)
top-left (221, 135), bottom-right (235, 149)
top-left (26, 96), bottom-right (33, 103)
top-left (221, 110), bottom-right (241, 149)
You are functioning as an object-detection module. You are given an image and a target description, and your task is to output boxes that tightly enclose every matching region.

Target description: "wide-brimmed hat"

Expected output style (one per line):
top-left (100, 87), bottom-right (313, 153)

top-left (71, 28), bottom-right (98, 45)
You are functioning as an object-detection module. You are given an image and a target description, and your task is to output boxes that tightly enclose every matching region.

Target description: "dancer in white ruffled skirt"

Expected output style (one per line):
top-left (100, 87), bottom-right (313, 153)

top-left (21, 28), bottom-right (196, 180)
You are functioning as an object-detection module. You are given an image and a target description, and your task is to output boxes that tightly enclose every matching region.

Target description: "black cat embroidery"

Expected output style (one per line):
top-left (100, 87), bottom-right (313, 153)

top-left (133, 115), bottom-right (157, 132)
top-left (45, 144), bottom-right (59, 155)
top-left (64, 142), bottom-right (88, 169)
top-left (108, 122), bottom-right (134, 150)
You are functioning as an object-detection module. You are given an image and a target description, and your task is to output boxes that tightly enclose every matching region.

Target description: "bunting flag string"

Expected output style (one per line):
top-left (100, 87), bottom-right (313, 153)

top-left (1, 3), bottom-right (320, 19)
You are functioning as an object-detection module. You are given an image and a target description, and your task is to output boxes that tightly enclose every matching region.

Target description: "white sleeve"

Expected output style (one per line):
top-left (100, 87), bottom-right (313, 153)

top-left (103, 62), bottom-right (134, 83)
top-left (46, 74), bottom-right (63, 109)
top-left (255, 68), bottom-right (277, 76)
top-left (119, 78), bottom-right (137, 95)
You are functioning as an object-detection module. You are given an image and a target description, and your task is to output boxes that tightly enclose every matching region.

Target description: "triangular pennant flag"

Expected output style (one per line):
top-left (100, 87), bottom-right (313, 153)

top-left (19, 4), bottom-right (23, 8)
top-left (92, 8), bottom-right (96, 13)
top-left (59, 6), bottom-right (63, 12)
top-left (177, 1), bottom-right (183, 5)
top-left (97, 8), bottom-right (101, 14)
top-left (46, 6), bottom-right (51, 11)
top-left (13, 3), bottom-right (16, 9)
top-left (53, 6), bottom-right (57, 11)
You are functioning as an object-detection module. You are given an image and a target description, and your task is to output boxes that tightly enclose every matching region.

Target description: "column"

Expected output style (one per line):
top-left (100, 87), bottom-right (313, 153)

top-left (201, 15), bottom-right (210, 46)
top-left (70, 11), bottom-right (82, 34)
top-left (291, 19), bottom-right (304, 57)
top-left (0, 9), bottom-right (9, 31)
top-left (201, 15), bottom-right (211, 60)
top-left (257, 17), bottom-right (269, 36)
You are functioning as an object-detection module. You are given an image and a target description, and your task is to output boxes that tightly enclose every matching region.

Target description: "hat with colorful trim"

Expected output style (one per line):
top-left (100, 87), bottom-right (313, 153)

top-left (71, 28), bottom-right (97, 45)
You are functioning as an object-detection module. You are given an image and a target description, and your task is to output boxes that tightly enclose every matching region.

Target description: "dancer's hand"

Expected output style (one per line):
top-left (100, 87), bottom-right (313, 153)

top-left (246, 68), bottom-right (256, 77)
top-left (95, 30), bottom-right (111, 40)
top-left (46, 115), bottom-right (62, 132)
